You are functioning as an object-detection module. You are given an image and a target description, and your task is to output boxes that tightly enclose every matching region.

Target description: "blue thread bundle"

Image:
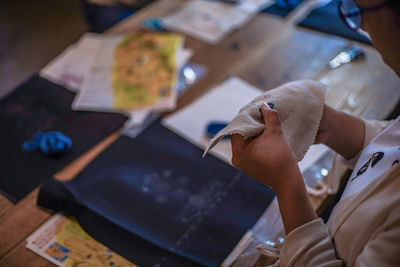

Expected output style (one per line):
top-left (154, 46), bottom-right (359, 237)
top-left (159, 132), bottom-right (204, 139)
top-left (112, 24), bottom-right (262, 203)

top-left (23, 132), bottom-right (72, 156)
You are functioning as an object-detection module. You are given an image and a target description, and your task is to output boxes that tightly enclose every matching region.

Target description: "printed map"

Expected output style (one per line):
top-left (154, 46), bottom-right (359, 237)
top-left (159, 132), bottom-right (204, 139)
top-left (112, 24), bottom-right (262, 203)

top-left (27, 214), bottom-right (136, 267)
top-left (112, 32), bottom-right (183, 110)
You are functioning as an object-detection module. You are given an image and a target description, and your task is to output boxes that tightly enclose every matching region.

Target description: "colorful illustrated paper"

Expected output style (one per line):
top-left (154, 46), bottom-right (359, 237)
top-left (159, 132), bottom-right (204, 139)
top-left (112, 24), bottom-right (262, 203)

top-left (27, 214), bottom-right (136, 267)
top-left (111, 33), bottom-right (182, 110)
top-left (72, 32), bottom-right (184, 113)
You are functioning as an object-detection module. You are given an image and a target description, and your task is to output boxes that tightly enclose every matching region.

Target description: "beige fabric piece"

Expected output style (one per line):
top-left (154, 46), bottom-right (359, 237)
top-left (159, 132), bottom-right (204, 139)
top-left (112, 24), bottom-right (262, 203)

top-left (204, 79), bottom-right (327, 162)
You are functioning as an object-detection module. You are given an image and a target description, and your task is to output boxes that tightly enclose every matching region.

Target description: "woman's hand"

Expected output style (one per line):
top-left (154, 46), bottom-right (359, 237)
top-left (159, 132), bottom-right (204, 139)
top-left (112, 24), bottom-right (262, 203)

top-left (231, 102), bottom-right (301, 194)
top-left (231, 102), bottom-right (317, 234)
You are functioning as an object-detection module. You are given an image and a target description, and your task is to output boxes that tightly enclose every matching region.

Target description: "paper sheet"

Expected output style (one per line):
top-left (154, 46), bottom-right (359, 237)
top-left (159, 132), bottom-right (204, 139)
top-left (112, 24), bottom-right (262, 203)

top-left (40, 32), bottom-right (193, 129)
top-left (41, 33), bottom-right (151, 127)
top-left (39, 33), bottom-right (104, 92)
top-left (27, 214), bottom-right (136, 267)
top-left (122, 62), bottom-right (207, 138)
top-left (161, 0), bottom-right (253, 44)
top-left (72, 33), bottom-right (186, 113)
top-left (236, 0), bottom-right (275, 13)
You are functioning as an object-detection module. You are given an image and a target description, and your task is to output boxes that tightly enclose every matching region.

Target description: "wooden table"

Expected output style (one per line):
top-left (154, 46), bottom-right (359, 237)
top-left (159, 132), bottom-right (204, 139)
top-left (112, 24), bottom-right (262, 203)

top-left (1, 0), bottom-right (399, 266)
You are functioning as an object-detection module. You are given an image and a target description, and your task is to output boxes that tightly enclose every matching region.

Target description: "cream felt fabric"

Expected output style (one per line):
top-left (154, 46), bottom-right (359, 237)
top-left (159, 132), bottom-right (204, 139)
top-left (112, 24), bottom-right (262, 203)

top-left (204, 79), bottom-right (327, 162)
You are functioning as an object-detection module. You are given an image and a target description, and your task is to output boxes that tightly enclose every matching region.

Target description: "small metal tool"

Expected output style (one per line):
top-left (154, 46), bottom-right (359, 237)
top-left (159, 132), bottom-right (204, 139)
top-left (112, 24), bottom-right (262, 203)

top-left (328, 45), bottom-right (365, 69)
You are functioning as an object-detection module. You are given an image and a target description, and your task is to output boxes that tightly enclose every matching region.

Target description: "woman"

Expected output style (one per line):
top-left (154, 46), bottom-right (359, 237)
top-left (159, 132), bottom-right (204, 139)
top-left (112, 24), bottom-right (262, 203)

top-left (231, 0), bottom-right (400, 265)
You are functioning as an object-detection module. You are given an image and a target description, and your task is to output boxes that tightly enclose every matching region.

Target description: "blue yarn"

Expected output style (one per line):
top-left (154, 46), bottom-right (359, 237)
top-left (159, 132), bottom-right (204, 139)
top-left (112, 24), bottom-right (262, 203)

top-left (23, 132), bottom-right (72, 156)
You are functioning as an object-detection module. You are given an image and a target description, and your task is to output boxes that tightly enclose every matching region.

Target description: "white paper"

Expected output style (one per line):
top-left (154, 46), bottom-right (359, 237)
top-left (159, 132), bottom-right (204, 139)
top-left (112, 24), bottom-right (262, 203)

top-left (39, 33), bottom-right (106, 92)
top-left (237, 0), bottom-right (275, 13)
top-left (161, 0), bottom-right (253, 44)
top-left (40, 46), bottom-right (94, 92)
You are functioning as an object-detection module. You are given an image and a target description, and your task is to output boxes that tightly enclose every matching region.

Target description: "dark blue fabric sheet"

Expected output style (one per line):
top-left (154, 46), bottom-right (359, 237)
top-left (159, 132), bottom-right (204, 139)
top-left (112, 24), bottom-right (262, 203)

top-left (0, 75), bottom-right (127, 202)
top-left (82, 1), bottom-right (136, 33)
top-left (38, 121), bottom-right (274, 266)
top-left (298, 0), bottom-right (372, 45)
top-left (219, 0), bottom-right (305, 17)
top-left (261, 0), bottom-right (305, 17)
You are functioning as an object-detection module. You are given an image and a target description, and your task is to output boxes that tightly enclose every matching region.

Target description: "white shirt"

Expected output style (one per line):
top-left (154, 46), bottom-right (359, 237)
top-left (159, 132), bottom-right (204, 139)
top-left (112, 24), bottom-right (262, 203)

top-left (341, 118), bottom-right (400, 200)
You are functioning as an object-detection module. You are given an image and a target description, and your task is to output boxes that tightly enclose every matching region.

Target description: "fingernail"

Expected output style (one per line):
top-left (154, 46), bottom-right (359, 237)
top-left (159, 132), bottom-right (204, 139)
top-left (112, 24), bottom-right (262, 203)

top-left (263, 102), bottom-right (271, 110)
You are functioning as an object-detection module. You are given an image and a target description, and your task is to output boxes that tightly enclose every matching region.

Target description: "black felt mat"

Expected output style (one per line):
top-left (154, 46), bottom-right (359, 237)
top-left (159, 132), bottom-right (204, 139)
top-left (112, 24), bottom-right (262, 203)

top-left (0, 75), bottom-right (127, 202)
top-left (38, 121), bottom-right (274, 267)
top-left (298, 0), bottom-right (372, 45)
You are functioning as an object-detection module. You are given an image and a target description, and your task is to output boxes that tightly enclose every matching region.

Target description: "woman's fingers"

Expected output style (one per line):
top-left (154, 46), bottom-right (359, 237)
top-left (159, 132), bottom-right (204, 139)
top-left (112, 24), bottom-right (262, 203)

top-left (261, 102), bottom-right (282, 136)
top-left (231, 134), bottom-right (246, 152)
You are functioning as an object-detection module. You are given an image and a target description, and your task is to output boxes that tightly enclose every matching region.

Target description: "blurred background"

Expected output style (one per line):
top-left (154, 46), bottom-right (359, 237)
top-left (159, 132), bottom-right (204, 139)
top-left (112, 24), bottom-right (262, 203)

top-left (0, 0), bottom-right (87, 98)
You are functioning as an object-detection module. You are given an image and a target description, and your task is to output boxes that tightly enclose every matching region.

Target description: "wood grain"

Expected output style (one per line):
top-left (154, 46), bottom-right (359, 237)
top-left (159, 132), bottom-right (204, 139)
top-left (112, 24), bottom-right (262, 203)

top-left (0, 189), bottom-right (50, 258)
top-left (0, 195), bottom-right (13, 218)
top-left (1, 0), bottom-right (399, 266)
top-left (0, 240), bottom-right (54, 267)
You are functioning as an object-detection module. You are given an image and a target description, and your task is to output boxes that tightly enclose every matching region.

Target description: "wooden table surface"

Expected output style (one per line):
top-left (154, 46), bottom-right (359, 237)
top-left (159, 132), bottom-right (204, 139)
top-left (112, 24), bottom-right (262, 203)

top-left (1, 0), bottom-right (399, 266)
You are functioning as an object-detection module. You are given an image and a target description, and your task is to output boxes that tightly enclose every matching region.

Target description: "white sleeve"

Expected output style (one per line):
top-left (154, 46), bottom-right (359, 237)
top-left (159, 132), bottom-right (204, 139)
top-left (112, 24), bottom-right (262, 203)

top-left (279, 218), bottom-right (343, 267)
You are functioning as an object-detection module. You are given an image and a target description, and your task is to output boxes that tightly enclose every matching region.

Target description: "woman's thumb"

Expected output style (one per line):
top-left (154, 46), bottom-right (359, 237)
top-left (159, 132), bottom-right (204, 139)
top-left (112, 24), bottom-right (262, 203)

top-left (261, 102), bottom-right (281, 134)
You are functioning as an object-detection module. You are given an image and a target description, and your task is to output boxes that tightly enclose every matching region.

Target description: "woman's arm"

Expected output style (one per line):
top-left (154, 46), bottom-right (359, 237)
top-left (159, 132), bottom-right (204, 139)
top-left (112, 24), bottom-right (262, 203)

top-left (231, 103), bottom-right (342, 266)
top-left (315, 105), bottom-right (365, 160)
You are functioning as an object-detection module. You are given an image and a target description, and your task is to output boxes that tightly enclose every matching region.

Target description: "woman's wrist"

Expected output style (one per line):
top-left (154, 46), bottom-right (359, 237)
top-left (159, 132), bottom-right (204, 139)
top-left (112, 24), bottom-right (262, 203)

top-left (274, 173), bottom-right (317, 234)
top-left (323, 106), bottom-right (365, 160)
top-left (272, 167), bottom-right (303, 197)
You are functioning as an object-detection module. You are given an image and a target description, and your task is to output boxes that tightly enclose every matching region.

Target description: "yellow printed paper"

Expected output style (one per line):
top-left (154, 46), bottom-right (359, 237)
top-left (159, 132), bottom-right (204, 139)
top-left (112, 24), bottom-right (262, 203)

top-left (27, 214), bottom-right (136, 267)
top-left (112, 32), bottom-right (183, 110)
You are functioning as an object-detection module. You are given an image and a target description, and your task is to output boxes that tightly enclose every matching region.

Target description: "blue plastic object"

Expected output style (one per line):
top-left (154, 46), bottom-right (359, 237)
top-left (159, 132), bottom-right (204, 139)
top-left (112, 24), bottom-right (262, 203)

top-left (23, 131), bottom-right (72, 156)
top-left (142, 18), bottom-right (166, 31)
top-left (206, 121), bottom-right (229, 139)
